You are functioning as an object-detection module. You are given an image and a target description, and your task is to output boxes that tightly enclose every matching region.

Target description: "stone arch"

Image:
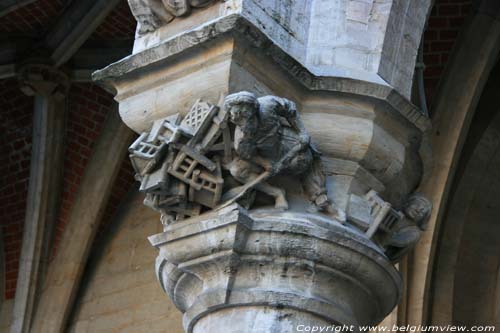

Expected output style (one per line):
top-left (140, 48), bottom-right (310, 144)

top-left (429, 59), bottom-right (500, 326)
top-left (0, 228), bottom-right (4, 306)
top-left (406, 0), bottom-right (500, 326)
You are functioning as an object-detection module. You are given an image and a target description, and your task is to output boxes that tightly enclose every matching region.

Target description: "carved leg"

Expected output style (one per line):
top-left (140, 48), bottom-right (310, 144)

top-left (254, 182), bottom-right (288, 210)
top-left (229, 158), bottom-right (288, 209)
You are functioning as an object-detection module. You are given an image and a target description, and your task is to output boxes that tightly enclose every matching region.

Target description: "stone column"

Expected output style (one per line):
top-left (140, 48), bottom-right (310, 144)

top-left (93, 1), bottom-right (432, 332)
top-left (12, 64), bottom-right (69, 333)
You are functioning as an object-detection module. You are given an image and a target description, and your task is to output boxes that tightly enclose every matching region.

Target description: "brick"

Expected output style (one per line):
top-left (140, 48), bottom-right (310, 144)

top-left (430, 41), bottom-right (454, 52)
top-left (448, 17), bottom-right (465, 28)
top-left (424, 30), bottom-right (438, 41)
top-left (439, 30), bottom-right (459, 40)
top-left (428, 17), bottom-right (448, 29)
top-left (438, 4), bottom-right (460, 16)
top-left (460, 4), bottom-right (472, 15)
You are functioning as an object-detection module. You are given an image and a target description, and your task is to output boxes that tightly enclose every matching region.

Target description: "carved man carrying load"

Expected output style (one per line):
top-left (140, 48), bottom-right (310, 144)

top-left (223, 91), bottom-right (335, 214)
top-left (129, 91), bottom-right (339, 223)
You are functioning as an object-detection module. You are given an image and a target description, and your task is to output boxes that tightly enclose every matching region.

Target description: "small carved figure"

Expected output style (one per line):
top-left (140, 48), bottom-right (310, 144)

top-left (382, 193), bottom-right (432, 262)
top-left (223, 91), bottom-right (335, 213)
top-left (128, 0), bottom-right (217, 34)
top-left (128, 0), bottom-right (174, 34)
top-left (346, 190), bottom-right (404, 238)
top-left (346, 190), bottom-right (432, 261)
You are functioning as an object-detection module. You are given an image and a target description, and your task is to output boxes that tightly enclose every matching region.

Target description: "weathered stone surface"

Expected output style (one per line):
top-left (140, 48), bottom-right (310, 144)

top-left (67, 193), bottom-right (184, 333)
top-left (94, 15), bottom-right (429, 131)
top-left (125, 0), bottom-right (432, 98)
top-left (93, 1), bottom-right (433, 331)
top-left (129, 0), bottom-right (220, 35)
top-left (149, 205), bottom-right (401, 331)
top-left (93, 19), bottom-right (428, 211)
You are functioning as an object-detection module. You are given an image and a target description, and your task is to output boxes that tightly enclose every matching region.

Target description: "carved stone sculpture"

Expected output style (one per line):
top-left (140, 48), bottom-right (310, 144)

top-left (346, 190), bottom-right (432, 262)
top-left (128, 0), bottom-right (218, 34)
top-left (128, 93), bottom-right (339, 225)
top-left (129, 99), bottom-right (227, 223)
top-left (94, 1), bottom-right (435, 329)
top-left (224, 91), bottom-right (335, 213)
top-left (129, 92), bottom-right (428, 262)
top-left (381, 192), bottom-right (432, 262)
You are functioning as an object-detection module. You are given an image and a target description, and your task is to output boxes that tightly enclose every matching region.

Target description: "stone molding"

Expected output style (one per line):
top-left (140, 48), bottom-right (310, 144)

top-left (93, 15), bottom-right (430, 132)
top-left (150, 205), bottom-right (401, 331)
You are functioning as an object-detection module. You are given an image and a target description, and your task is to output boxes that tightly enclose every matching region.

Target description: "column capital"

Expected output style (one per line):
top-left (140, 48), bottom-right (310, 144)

top-left (94, 1), bottom-right (434, 331)
top-left (18, 64), bottom-right (70, 99)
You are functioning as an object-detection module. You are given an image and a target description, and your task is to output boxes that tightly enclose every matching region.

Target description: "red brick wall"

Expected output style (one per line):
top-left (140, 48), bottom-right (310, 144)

top-left (51, 83), bottom-right (137, 254)
top-left (0, 79), bottom-right (33, 299)
top-left (92, 1), bottom-right (136, 40)
top-left (0, 0), bottom-right (64, 34)
top-left (0, 81), bottom-right (136, 300)
top-left (50, 84), bottom-right (115, 257)
top-left (51, 84), bottom-right (136, 257)
top-left (423, 0), bottom-right (473, 106)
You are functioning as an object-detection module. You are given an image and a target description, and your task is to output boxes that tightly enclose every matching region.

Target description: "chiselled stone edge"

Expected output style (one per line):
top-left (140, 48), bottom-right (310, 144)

top-left (92, 14), bottom-right (431, 133)
top-left (149, 205), bottom-right (384, 256)
top-left (183, 289), bottom-right (353, 332)
top-left (152, 206), bottom-right (402, 327)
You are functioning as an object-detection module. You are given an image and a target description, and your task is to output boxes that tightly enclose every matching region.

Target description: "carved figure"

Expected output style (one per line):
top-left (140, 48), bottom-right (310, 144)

top-left (129, 93), bottom-right (338, 224)
top-left (383, 193), bottom-right (432, 262)
top-left (346, 190), bottom-right (432, 261)
top-left (223, 91), bottom-right (334, 213)
top-left (128, 0), bottom-right (217, 34)
top-left (346, 190), bottom-right (404, 238)
top-left (128, 0), bottom-right (174, 34)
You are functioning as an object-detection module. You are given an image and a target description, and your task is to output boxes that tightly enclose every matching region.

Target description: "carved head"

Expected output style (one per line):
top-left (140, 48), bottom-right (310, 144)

top-left (403, 193), bottom-right (432, 230)
top-left (224, 91), bottom-right (259, 127)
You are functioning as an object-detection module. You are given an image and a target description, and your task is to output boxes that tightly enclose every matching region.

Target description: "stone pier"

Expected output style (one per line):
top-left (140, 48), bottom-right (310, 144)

top-left (93, 1), bottom-right (432, 332)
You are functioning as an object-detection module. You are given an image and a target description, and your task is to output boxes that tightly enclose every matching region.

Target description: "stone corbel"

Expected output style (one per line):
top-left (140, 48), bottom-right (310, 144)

top-left (18, 64), bottom-right (69, 99)
top-left (125, 91), bottom-right (430, 331)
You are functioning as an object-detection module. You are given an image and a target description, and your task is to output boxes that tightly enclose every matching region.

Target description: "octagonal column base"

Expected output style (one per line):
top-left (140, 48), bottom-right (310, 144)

top-left (149, 205), bottom-right (401, 333)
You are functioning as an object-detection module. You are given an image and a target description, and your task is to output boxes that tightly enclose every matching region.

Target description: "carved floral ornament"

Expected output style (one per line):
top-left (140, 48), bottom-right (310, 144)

top-left (128, 0), bottom-right (219, 34)
top-left (129, 92), bottom-right (432, 261)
